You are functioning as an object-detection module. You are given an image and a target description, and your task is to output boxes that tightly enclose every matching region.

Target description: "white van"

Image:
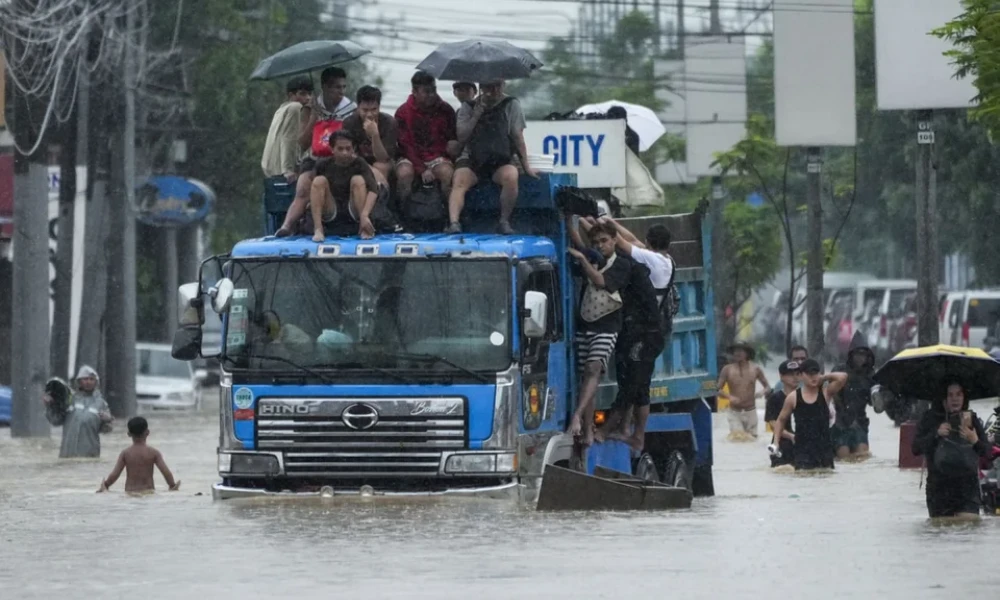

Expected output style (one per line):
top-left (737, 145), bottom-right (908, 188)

top-left (944, 290), bottom-right (1000, 349)
top-left (939, 290), bottom-right (966, 345)
top-left (852, 280), bottom-right (917, 361)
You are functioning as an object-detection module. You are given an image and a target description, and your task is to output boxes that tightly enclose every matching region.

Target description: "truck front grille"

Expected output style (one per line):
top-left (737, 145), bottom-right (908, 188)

top-left (255, 397), bottom-right (466, 477)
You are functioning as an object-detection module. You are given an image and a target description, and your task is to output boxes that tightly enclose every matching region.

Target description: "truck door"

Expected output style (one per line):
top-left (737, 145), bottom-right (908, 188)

top-left (518, 260), bottom-right (565, 433)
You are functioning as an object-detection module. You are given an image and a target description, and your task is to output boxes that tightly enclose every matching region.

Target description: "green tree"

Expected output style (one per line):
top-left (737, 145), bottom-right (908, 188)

top-left (934, 0), bottom-right (1000, 141)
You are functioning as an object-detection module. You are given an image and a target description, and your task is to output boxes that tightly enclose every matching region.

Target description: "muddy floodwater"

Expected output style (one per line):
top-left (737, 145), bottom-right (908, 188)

top-left (2, 393), bottom-right (999, 599)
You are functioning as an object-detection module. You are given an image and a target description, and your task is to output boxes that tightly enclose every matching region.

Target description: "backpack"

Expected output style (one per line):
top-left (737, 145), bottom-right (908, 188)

top-left (468, 97), bottom-right (515, 171)
top-left (656, 256), bottom-right (680, 332)
top-left (934, 436), bottom-right (980, 476)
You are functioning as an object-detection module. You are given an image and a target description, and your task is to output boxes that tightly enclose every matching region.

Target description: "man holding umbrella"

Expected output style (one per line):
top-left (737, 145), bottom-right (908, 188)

top-left (448, 79), bottom-right (537, 234)
top-left (414, 40), bottom-right (543, 234)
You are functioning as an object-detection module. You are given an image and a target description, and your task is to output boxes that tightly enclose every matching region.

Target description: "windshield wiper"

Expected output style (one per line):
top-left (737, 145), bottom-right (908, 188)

top-left (384, 352), bottom-right (491, 384)
top-left (324, 361), bottom-right (418, 385)
top-left (223, 354), bottom-right (335, 384)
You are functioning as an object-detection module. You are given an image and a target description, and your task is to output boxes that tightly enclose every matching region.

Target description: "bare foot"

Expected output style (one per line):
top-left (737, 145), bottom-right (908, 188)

top-left (582, 424), bottom-right (595, 448)
top-left (275, 227), bottom-right (293, 238)
top-left (593, 426), bottom-right (609, 443)
top-left (312, 229), bottom-right (325, 243)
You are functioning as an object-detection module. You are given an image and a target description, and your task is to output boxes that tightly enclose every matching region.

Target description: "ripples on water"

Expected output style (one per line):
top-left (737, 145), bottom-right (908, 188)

top-left (2, 401), bottom-right (1000, 599)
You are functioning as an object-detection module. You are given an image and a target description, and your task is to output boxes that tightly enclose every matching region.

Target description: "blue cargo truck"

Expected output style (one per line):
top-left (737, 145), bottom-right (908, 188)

top-left (171, 172), bottom-right (718, 501)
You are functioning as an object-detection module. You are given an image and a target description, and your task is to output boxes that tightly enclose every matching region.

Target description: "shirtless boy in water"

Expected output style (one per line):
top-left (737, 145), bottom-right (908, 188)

top-left (717, 342), bottom-right (771, 438)
top-left (98, 417), bottom-right (180, 494)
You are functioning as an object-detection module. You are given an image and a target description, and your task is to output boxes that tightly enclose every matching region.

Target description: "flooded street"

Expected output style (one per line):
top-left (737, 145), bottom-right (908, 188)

top-left (2, 393), bottom-right (999, 599)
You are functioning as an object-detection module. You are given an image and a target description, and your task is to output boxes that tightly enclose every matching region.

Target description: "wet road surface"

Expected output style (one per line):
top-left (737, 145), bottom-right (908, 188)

top-left (1, 391), bottom-right (998, 599)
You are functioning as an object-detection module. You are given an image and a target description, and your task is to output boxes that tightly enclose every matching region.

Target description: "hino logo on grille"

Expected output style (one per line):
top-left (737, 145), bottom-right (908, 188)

top-left (341, 403), bottom-right (379, 430)
top-left (259, 403), bottom-right (311, 415)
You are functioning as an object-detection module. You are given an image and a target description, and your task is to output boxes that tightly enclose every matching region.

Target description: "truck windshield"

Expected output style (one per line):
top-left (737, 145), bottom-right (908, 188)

top-left (223, 258), bottom-right (511, 374)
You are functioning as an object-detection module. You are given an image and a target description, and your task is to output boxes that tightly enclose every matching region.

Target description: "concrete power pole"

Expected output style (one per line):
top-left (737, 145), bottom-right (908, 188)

top-left (914, 110), bottom-right (939, 346)
top-left (50, 98), bottom-right (79, 380)
top-left (103, 7), bottom-right (138, 417)
top-left (10, 76), bottom-right (52, 438)
top-left (805, 147), bottom-right (825, 360)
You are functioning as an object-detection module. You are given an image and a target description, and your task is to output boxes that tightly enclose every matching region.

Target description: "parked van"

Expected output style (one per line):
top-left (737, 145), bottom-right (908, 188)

top-left (946, 290), bottom-right (1000, 348)
top-left (939, 290), bottom-right (966, 345)
top-left (852, 280), bottom-right (917, 362)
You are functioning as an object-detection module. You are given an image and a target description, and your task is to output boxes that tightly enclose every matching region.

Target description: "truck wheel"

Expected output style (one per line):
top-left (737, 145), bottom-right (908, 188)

top-left (632, 453), bottom-right (659, 482)
top-left (661, 450), bottom-right (692, 491)
top-left (691, 464), bottom-right (715, 497)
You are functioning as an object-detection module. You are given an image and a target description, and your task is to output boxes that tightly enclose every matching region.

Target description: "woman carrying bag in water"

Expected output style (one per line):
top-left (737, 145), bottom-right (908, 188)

top-left (912, 381), bottom-right (991, 518)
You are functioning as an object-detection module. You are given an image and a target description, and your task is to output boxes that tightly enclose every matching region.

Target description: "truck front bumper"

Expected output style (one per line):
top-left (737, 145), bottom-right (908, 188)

top-left (211, 480), bottom-right (522, 501)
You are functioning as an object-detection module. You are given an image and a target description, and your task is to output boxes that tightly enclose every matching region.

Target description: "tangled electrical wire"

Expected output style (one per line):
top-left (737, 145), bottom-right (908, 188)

top-left (0, 0), bottom-right (186, 156)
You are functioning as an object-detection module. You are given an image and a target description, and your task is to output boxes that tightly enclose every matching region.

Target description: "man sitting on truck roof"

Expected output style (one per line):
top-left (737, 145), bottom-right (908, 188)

top-left (261, 76), bottom-right (313, 183)
top-left (447, 79), bottom-right (538, 235)
top-left (276, 67), bottom-right (357, 237)
top-left (395, 71), bottom-right (457, 205)
top-left (341, 85), bottom-right (397, 182)
top-left (300, 130), bottom-right (382, 241)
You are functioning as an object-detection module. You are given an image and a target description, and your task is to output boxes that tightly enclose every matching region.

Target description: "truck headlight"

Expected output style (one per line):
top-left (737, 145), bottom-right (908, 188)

top-left (218, 452), bottom-right (232, 473)
top-left (444, 453), bottom-right (517, 474)
top-left (221, 453), bottom-right (280, 476)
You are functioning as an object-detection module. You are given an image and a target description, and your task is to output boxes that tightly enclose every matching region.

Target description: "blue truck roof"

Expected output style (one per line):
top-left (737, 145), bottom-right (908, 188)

top-left (230, 233), bottom-right (559, 260)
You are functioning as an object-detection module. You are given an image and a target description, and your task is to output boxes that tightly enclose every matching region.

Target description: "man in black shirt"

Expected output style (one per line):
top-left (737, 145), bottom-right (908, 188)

top-left (310, 130), bottom-right (380, 241)
top-left (765, 359), bottom-right (800, 468)
top-left (600, 252), bottom-right (663, 452)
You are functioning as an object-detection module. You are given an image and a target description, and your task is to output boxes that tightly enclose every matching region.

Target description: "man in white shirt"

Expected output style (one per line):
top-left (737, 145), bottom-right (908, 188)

top-left (261, 76), bottom-right (313, 181)
top-left (600, 217), bottom-right (675, 308)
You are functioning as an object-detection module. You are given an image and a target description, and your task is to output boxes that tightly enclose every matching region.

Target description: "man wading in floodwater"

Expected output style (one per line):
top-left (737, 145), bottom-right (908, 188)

top-left (772, 359), bottom-right (847, 471)
top-left (717, 342), bottom-right (771, 439)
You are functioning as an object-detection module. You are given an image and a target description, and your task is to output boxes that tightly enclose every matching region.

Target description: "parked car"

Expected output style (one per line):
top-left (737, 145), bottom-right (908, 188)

top-left (851, 279), bottom-right (917, 363)
top-left (940, 290), bottom-right (966, 345)
top-left (0, 385), bottom-right (10, 425)
top-left (955, 290), bottom-right (1000, 349)
top-left (136, 342), bottom-right (202, 411)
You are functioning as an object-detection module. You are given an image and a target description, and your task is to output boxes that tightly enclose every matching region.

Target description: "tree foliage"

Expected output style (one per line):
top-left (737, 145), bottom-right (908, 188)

top-left (934, 0), bottom-right (1000, 141)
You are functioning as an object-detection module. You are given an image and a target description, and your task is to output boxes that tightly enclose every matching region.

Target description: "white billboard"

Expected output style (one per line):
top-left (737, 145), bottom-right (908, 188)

top-left (523, 119), bottom-right (627, 188)
top-left (875, 0), bottom-right (977, 110)
top-left (684, 37), bottom-right (747, 177)
top-left (654, 59), bottom-right (686, 135)
top-left (773, 0), bottom-right (857, 146)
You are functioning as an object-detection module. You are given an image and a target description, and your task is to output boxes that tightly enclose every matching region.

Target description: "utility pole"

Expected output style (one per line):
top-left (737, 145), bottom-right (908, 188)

top-left (915, 110), bottom-right (939, 346)
top-left (51, 97), bottom-right (79, 380)
top-left (76, 65), bottom-right (110, 374)
top-left (10, 53), bottom-right (52, 437)
top-left (805, 147), bottom-right (824, 360)
top-left (677, 0), bottom-right (685, 58)
top-left (104, 7), bottom-right (138, 418)
top-left (709, 0), bottom-right (722, 34)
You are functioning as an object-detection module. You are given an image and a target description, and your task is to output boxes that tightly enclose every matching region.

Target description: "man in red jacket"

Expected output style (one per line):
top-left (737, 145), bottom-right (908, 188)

top-left (394, 71), bottom-right (457, 203)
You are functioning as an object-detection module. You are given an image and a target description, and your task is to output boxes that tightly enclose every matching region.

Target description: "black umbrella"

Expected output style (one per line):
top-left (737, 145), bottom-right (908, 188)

top-left (249, 40), bottom-right (371, 81)
top-left (873, 344), bottom-right (1000, 401)
top-left (415, 39), bottom-right (543, 82)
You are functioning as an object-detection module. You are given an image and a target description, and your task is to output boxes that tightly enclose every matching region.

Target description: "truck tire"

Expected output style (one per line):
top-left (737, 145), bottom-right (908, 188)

top-left (691, 464), bottom-right (715, 497)
top-left (661, 450), bottom-right (692, 491)
top-left (632, 453), bottom-right (659, 482)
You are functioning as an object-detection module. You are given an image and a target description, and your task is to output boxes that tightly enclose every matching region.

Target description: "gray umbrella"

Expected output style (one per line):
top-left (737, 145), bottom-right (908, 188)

top-left (416, 40), bottom-right (543, 83)
top-left (249, 40), bottom-right (371, 81)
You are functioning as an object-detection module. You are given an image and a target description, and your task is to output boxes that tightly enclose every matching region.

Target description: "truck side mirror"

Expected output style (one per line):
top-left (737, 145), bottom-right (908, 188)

top-left (178, 282), bottom-right (201, 326)
top-left (523, 291), bottom-right (548, 339)
top-left (172, 326), bottom-right (202, 361)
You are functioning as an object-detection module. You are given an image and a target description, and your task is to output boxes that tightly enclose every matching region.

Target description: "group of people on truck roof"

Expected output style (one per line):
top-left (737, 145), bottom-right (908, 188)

top-left (564, 213), bottom-right (678, 460)
top-left (261, 67), bottom-right (537, 241)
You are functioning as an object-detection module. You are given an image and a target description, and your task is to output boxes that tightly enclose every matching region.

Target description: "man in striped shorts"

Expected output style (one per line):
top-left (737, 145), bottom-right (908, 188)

top-left (567, 221), bottom-right (631, 451)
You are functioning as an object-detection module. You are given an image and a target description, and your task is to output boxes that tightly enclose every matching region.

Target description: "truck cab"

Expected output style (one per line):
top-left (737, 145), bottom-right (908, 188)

top-left (172, 172), bottom-right (717, 500)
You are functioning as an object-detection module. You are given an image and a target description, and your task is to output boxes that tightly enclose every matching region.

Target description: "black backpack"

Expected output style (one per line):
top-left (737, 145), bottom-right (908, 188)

top-left (656, 256), bottom-right (680, 332)
top-left (468, 97), bottom-right (515, 171)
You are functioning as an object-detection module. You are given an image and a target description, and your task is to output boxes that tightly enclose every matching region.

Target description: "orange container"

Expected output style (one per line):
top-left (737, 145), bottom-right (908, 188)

top-left (898, 421), bottom-right (924, 469)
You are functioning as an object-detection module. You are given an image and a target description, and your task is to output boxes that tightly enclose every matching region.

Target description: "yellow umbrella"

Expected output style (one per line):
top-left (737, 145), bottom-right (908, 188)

top-left (873, 344), bottom-right (1000, 401)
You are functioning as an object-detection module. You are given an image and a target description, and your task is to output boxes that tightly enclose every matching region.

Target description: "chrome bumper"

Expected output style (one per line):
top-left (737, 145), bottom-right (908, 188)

top-left (211, 480), bottom-right (523, 501)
